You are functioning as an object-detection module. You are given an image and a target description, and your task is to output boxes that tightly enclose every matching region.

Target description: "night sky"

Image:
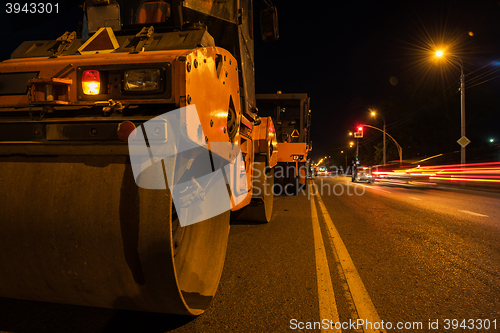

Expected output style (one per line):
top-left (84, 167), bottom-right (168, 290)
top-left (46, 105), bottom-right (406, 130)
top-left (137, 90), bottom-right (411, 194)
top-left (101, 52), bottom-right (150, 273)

top-left (1, 0), bottom-right (500, 165)
top-left (254, 0), bottom-right (500, 164)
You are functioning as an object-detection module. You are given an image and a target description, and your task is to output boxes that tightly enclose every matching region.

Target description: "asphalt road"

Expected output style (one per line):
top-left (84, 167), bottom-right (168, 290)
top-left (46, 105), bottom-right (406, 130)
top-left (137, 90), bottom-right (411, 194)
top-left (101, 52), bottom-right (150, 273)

top-left (1, 176), bottom-right (499, 332)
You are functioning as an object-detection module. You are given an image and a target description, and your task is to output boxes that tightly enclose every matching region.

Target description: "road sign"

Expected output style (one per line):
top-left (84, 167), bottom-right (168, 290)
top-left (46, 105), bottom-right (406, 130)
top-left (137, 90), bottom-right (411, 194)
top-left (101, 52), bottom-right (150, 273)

top-left (457, 136), bottom-right (470, 147)
top-left (290, 129), bottom-right (300, 138)
top-left (354, 131), bottom-right (363, 138)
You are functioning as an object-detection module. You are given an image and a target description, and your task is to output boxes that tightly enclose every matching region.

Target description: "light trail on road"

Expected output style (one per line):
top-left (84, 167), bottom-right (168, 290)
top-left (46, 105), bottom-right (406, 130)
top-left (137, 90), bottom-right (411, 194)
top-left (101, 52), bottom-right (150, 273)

top-left (458, 210), bottom-right (489, 217)
top-left (372, 161), bottom-right (500, 187)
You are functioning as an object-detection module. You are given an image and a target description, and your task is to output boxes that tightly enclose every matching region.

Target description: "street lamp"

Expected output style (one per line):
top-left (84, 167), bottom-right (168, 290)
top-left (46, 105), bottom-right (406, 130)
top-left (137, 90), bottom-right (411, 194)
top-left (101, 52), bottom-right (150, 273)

top-left (370, 110), bottom-right (386, 165)
top-left (435, 50), bottom-right (466, 164)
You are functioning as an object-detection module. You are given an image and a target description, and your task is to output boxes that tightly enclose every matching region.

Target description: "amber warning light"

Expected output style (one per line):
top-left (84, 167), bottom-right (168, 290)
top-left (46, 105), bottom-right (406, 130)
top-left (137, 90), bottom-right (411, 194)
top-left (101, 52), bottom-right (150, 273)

top-left (82, 70), bottom-right (100, 95)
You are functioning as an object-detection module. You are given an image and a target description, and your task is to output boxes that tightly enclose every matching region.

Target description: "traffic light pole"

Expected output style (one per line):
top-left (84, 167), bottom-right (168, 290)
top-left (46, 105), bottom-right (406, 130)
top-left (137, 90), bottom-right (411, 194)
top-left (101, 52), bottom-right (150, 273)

top-left (362, 124), bottom-right (402, 164)
top-left (356, 138), bottom-right (359, 159)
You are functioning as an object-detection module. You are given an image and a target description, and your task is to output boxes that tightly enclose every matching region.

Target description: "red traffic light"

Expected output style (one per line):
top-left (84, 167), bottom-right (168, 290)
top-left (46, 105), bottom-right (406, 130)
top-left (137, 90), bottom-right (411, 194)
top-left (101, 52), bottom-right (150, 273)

top-left (354, 125), bottom-right (363, 138)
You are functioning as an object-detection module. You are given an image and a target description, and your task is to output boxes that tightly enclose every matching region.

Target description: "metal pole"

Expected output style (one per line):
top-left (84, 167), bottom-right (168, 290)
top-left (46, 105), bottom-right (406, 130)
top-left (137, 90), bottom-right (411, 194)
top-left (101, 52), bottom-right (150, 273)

top-left (460, 67), bottom-right (466, 164)
top-left (356, 138), bottom-right (359, 159)
top-left (383, 121), bottom-right (386, 165)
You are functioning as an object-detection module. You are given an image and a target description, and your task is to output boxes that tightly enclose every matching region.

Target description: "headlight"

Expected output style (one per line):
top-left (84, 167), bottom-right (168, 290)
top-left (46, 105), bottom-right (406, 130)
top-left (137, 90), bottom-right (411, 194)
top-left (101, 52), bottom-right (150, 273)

top-left (124, 69), bottom-right (161, 92)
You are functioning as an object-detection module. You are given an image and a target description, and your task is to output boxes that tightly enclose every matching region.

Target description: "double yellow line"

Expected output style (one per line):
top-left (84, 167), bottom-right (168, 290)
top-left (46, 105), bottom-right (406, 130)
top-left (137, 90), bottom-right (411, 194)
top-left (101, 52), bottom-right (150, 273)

top-left (310, 182), bottom-right (386, 333)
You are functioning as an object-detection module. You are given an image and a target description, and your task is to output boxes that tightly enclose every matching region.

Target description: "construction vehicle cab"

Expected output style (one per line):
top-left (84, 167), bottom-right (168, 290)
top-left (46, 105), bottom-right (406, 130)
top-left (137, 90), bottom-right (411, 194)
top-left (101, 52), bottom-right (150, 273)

top-left (256, 92), bottom-right (311, 194)
top-left (0, 0), bottom-right (278, 316)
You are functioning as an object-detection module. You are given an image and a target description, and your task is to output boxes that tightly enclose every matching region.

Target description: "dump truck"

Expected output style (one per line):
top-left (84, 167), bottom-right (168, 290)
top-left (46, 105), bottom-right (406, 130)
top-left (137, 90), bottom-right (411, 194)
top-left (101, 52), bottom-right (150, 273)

top-left (256, 92), bottom-right (311, 193)
top-left (0, 0), bottom-right (279, 315)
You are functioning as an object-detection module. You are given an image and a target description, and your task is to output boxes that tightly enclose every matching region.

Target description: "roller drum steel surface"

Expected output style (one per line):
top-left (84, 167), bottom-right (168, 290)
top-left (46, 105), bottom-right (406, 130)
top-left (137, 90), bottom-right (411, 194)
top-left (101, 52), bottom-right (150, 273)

top-left (0, 155), bottom-right (230, 315)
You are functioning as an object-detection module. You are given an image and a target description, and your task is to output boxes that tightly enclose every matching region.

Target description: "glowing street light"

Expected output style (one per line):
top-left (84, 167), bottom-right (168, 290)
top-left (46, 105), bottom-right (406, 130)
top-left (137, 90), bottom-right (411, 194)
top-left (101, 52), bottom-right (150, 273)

top-left (435, 50), bottom-right (443, 57)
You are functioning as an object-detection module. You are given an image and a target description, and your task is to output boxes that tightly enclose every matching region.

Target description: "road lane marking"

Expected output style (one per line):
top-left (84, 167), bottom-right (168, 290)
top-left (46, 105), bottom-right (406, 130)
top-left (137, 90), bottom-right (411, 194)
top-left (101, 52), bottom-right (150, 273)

top-left (310, 186), bottom-right (341, 333)
top-left (355, 183), bottom-right (392, 193)
top-left (409, 197), bottom-right (422, 201)
top-left (328, 230), bottom-right (363, 333)
top-left (458, 210), bottom-right (489, 217)
top-left (315, 191), bottom-right (386, 333)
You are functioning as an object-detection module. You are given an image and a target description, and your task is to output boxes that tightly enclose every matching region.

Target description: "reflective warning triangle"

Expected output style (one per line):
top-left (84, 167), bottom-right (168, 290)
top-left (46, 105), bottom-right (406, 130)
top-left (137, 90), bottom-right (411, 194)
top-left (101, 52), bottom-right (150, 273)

top-left (291, 129), bottom-right (300, 138)
top-left (78, 27), bottom-right (119, 55)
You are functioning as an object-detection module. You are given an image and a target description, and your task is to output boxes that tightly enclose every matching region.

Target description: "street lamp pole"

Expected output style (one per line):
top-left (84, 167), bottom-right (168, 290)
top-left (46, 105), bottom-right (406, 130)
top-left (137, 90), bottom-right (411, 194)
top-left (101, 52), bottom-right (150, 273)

top-left (370, 111), bottom-right (386, 165)
top-left (383, 121), bottom-right (386, 165)
top-left (436, 51), bottom-right (466, 164)
top-left (459, 59), bottom-right (466, 165)
top-left (341, 150), bottom-right (347, 172)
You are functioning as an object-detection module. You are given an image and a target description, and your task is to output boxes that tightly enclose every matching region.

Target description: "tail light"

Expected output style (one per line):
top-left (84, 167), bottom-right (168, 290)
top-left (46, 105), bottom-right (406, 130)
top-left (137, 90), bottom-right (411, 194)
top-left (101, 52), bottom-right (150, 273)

top-left (117, 121), bottom-right (137, 141)
top-left (82, 70), bottom-right (100, 95)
